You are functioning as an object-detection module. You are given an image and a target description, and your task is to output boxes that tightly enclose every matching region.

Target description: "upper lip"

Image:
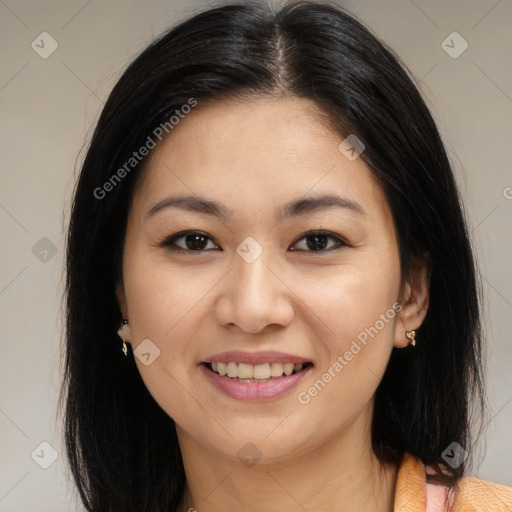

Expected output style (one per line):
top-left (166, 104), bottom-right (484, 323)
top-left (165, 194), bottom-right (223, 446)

top-left (202, 350), bottom-right (312, 365)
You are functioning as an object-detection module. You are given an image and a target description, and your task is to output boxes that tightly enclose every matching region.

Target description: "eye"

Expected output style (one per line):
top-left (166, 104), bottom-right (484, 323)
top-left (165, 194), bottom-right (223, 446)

top-left (290, 230), bottom-right (348, 253)
top-left (160, 231), bottom-right (220, 253)
top-left (159, 230), bottom-right (348, 254)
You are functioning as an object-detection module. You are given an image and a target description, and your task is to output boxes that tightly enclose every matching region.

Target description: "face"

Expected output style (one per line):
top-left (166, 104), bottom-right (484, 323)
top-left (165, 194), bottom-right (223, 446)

top-left (116, 96), bottom-right (428, 464)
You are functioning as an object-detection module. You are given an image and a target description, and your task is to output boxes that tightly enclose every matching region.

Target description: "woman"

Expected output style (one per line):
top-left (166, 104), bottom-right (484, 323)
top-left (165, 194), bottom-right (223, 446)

top-left (61, 1), bottom-right (512, 511)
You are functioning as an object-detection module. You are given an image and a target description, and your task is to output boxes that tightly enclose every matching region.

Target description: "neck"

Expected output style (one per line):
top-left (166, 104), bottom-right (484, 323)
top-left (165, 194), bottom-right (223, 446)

top-left (175, 408), bottom-right (398, 512)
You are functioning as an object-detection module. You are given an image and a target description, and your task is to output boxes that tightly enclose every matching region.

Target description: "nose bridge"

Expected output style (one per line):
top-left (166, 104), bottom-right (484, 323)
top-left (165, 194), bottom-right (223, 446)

top-left (233, 239), bottom-right (275, 304)
top-left (218, 237), bottom-right (293, 332)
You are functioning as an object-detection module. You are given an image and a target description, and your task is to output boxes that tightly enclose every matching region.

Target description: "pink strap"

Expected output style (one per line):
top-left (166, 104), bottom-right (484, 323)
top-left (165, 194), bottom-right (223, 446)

top-left (425, 481), bottom-right (449, 512)
top-left (425, 464), bottom-right (451, 512)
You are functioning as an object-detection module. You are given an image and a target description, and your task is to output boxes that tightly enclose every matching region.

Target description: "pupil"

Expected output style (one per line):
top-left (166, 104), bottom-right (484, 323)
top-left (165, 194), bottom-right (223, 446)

top-left (186, 234), bottom-right (207, 250)
top-left (308, 234), bottom-right (327, 251)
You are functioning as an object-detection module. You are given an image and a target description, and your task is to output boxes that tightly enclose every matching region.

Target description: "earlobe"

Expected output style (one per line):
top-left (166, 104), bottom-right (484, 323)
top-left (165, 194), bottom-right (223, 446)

top-left (117, 319), bottom-right (131, 342)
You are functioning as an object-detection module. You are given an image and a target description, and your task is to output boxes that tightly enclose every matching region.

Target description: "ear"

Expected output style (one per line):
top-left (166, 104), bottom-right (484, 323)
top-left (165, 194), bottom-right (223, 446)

top-left (115, 281), bottom-right (132, 342)
top-left (394, 254), bottom-right (431, 348)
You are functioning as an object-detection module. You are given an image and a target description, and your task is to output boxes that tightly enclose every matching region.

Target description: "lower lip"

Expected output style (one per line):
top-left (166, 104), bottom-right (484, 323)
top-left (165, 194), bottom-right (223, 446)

top-left (199, 363), bottom-right (313, 401)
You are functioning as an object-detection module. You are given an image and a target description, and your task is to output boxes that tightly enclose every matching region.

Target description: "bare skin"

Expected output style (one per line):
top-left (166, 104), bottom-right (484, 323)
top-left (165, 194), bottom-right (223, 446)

top-left (116, 96), bottom-right (429, 512)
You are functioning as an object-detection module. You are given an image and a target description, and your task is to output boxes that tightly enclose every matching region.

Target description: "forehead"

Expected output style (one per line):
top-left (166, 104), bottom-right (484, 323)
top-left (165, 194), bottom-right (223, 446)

top-left (131, 96), bottom-right (391, 224)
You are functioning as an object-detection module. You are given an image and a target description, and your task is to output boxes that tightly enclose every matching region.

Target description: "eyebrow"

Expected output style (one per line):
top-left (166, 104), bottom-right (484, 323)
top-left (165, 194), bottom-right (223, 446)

top-left (145, 193), bottom-right (366, 221)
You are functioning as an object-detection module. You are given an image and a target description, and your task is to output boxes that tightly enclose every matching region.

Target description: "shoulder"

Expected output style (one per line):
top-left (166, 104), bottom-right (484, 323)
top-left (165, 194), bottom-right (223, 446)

top-left (395, 452), bottom-right (512, 512)
top-left (451, 475), bottom-right (512, 511)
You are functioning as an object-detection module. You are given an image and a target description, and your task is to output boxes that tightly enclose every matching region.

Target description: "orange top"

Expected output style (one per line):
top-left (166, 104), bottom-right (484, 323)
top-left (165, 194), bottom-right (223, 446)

top-left (395, 452), bottom-right (512, 511)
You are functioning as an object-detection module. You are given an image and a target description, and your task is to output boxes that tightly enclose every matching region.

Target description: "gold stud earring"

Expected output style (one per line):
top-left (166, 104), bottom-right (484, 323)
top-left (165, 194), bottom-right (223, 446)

top-left (406, 330), bottom-right (416, 347)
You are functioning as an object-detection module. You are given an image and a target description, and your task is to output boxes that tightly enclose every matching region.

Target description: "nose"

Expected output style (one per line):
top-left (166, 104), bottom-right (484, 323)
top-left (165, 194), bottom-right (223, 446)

top-left (215, 247), bottom-right (295, 334)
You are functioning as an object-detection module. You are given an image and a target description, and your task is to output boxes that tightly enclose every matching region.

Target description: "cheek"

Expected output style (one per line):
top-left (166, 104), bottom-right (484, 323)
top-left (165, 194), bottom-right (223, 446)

top-left (123, 249), bottom-right (210, 342)
top-left (291, 281), bottom-right (399, 436)
top-left (122, 250), bottom-right (242, 418)
top-left (291, 257), bottom-right (401, 409)
top-left (295, 259), bottom-right (401, 347)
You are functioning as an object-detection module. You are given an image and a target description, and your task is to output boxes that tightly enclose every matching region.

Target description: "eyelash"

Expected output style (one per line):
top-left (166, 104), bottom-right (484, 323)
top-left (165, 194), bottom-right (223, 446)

top-left (159, 230), bottom-right (349, 254)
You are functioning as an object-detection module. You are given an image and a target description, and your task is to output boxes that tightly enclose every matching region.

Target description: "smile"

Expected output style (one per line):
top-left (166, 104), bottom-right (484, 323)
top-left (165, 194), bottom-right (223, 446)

top-left (200, 361), bottom-right (313, 401)
top-left (206, 361), bottom-right (310, 381)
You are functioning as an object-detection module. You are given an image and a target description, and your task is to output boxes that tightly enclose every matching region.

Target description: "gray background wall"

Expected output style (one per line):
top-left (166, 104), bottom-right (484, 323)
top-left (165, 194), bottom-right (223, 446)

top-left (0, 0), bottom-right (510, 510)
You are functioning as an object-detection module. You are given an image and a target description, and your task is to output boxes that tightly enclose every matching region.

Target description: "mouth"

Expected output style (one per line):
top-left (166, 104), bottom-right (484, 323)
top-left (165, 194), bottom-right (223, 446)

top-left (202, 361), bottom-right (314, 383)
top-left (199, 359), bottom-right (314, 401)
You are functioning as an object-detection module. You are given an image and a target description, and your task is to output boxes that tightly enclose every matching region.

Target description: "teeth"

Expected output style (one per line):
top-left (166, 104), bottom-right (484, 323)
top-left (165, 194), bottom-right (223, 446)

top-left (284, 363), bottom-right (294, 376)
top-left (238, 363), bottom-right (253, 379)
top-left (226, 362), bottom-right (237, 377)
top-left (253, 363), bottom-right (270, 379)
top-left (270, 362), bottom-right (284, 377)
top-left (208, 361), bottom-right (305, 379)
